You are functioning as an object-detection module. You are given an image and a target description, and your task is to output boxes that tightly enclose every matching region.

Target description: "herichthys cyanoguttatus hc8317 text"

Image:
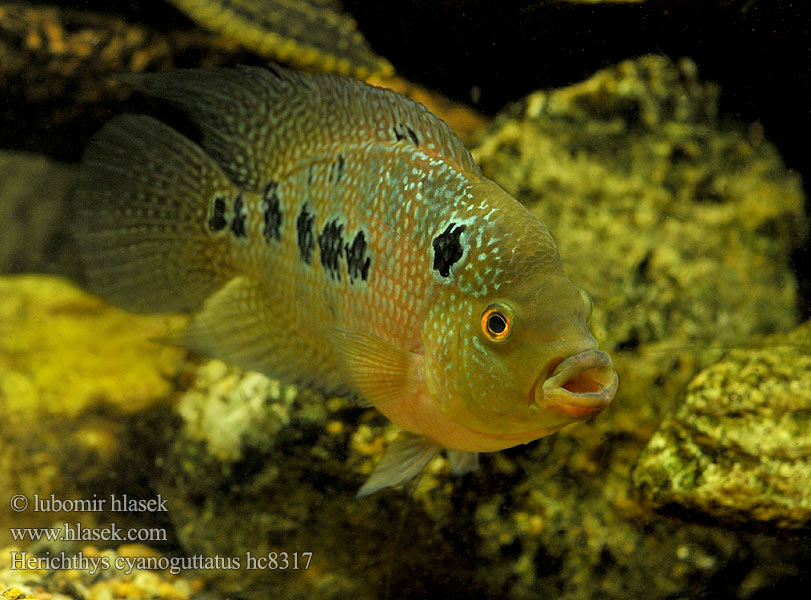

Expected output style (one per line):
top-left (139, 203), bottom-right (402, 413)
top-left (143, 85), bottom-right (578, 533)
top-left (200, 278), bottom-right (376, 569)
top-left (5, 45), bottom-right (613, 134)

top-left (71, 64), bottom-right (618, 496)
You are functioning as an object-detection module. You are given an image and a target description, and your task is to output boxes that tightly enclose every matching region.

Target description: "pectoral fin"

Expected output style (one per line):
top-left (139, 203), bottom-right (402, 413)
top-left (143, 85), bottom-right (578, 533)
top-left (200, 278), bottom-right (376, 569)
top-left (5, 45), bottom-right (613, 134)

top-left (356, 432), bottom-right (440, 498)
top-left (334, 327), bottom-right (420, 408)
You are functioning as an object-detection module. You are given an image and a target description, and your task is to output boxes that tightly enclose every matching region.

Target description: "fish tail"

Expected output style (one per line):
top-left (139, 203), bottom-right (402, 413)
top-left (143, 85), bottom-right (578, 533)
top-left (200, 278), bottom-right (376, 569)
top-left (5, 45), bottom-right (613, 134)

top-left (71, 114), bottom-right (239, 313)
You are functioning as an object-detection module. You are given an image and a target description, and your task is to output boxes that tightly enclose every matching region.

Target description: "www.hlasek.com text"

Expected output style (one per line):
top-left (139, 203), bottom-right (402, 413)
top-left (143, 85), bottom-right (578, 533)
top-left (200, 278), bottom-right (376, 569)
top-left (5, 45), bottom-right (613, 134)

top-left (10, 522), bottom-right (167, 543)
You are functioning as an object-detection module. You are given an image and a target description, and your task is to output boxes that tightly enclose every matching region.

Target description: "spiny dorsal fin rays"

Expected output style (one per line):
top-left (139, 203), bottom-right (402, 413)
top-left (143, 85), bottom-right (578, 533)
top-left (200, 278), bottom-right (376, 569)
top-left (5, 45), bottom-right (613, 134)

top-left (118, 64), bottom-right (482, 192)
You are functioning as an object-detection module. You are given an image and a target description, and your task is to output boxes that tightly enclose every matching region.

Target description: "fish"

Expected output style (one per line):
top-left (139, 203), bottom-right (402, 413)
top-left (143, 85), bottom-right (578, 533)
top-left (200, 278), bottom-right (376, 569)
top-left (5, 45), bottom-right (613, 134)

top-left (70, 64), bottom-right (618, 497)
top-left (166, 0), bottom-right (394, 78)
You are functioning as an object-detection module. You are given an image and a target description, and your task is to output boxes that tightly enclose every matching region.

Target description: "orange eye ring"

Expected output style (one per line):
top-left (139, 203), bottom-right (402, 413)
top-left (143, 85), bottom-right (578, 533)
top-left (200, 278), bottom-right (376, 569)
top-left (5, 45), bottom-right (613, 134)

top-left (481, 304), bottom-right (513, 342)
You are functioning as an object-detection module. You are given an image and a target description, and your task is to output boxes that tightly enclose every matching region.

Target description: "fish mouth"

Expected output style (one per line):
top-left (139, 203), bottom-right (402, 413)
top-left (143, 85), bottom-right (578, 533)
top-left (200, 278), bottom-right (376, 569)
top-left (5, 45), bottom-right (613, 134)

top-left (536, 349), bottom-right (618, 420)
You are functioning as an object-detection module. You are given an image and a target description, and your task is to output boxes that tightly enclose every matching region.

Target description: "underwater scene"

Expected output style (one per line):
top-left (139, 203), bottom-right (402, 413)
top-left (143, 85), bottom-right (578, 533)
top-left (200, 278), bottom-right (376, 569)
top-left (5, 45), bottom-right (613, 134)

top-left (1, 1), bottom-right (810, 599)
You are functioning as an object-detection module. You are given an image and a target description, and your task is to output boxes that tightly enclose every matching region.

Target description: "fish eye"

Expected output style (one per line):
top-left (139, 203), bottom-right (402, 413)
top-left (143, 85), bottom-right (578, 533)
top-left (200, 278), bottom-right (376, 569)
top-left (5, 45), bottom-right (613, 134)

top-left (481, 303), bottom-right (513, 342)
top-left (576, 286), bottom-right (593, 321)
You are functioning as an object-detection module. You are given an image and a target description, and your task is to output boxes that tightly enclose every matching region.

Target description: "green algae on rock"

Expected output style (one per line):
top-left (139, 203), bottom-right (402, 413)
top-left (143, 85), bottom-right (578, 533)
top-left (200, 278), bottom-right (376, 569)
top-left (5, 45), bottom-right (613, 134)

top-left (472, 55), bottom-right (807, 356)
top-left (0, 275), bottom-right (185, 546)
top-left (167, 0), bottom-right (393, 77)
top-left (157, 359), bottom-right (494, 599)
top-left (632, 320), bottom-right (811, 530)
top-left (158, 361), bottom-right (808, 600)
top-left (0, 543), bottom-right (210, 600)
top-left (0, 275), bottom-right (185, 418)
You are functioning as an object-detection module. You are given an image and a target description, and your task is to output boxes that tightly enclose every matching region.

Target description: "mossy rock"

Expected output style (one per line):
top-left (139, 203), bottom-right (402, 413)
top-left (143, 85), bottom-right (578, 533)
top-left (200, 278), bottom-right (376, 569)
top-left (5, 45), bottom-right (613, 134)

top-left (633, 320), bottom-right (811, 530)
top-left (473, 55), bottom-right (806, 356)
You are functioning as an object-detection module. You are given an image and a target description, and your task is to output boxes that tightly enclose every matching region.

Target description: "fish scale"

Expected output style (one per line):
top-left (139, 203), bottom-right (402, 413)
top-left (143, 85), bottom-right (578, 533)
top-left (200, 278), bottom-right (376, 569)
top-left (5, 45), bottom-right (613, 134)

top-left (235, 144), bottom-right (472, 365)
top-left (71, 64), bottom-right (617, 496)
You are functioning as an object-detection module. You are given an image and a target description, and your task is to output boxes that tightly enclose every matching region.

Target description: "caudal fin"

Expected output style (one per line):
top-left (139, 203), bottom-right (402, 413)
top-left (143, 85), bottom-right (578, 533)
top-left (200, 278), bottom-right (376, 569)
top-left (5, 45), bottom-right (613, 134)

top-left (71, 114), bottom-right (239, 313)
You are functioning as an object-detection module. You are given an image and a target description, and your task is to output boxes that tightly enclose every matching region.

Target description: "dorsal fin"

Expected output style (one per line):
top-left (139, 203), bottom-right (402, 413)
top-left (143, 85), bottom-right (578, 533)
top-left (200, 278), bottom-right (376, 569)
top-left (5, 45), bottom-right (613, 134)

top-left (118, 65), bottom-right (482, 191)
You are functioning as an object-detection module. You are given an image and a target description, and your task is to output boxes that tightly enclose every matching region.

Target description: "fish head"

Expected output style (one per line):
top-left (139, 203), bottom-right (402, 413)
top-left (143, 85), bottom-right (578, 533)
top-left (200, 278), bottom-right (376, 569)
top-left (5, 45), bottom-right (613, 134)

top-left (423, 180), bottom-right (618, 440)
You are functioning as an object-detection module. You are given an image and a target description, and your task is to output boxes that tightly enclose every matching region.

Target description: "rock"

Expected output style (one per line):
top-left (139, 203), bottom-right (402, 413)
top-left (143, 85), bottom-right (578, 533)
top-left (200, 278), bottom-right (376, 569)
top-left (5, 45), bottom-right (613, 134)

top-left (473, 54), bottom-right (806, 355)
top-left (632, 320), bottom-right (811, 530)
top-left (0, 275), bottom-right (185, 546)
top-left (0, 2), bottom-right (253, 160)
top-left (156, 360), bottom-right (495, 599)
top-left (0, 152), bottom-right (79, 278)
top-left (0, 543), bottom-right (210, 600)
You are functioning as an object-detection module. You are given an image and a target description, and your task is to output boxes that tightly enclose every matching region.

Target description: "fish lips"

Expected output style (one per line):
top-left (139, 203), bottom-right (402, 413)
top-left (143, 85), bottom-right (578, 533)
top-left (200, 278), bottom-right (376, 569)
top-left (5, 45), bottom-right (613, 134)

top-left (536, 349), bottom-right (618, 420)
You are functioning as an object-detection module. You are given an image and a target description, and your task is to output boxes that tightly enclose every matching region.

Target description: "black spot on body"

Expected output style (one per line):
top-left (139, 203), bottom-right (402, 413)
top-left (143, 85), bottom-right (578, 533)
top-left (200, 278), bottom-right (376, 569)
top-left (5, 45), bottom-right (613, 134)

top-left (208, 195), bottom-right (227, 232)
top-left (393, 125), bottom-right (419, 146)
top-left (432, 223), bottom-right (466, 277)
top-left (296, 203), bottom-right (316, 264)
top-left (318, 219), bottom-right (344, 280)
top-left (262, 182), bottom-right (282, 243)
top-left (346, 230), bottom-right (371, 283)
top-left (230, 193), bottom-right (247, 238)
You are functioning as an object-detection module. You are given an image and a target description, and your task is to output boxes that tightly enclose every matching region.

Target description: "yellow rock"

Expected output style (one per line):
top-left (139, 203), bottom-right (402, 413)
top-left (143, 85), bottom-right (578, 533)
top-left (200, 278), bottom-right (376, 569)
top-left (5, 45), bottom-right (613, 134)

top-left (111, 581), bottom-right (143, 598)
top-left (155, 581), bottom-right (189, 600)
top-left (0, 275), bottom-right (186, 545)
top-left (0, 275), bottom-right (185, 421)
top-left (116, 544), bottom-right (162, 559)
top-left (1, 588), bottom-right (32, 600)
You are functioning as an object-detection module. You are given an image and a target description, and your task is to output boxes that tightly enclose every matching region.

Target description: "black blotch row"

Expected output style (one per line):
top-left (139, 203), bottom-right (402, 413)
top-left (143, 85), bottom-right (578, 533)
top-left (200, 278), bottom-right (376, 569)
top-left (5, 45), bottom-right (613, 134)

top-left (432, 223), bottom-right (466, 277)
top-left (406, 126), bottom-right (419, 145)
top-left (296, 203), bottom-right (316, 264)
top-left (208, 194), bottom-right (228, 233)
top-left (318, 219), bottom-right (344, 280)
top-left (230, 193), bottom-right (247, 238)
top-left (262, 182), bottom-right (283, 243)
top-left (346, 230), bottom-right (371, 283)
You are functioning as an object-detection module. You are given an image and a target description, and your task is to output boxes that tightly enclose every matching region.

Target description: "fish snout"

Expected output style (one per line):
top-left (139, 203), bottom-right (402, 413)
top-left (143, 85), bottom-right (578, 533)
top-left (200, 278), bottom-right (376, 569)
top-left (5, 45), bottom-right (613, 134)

top-left (536, 349), bottom-right (618, 420)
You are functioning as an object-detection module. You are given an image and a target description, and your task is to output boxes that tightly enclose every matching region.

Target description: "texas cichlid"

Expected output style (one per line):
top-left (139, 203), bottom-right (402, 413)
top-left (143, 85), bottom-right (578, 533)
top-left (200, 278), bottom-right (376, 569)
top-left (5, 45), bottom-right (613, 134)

top-left (70, 64), bottom-right (618, 496)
